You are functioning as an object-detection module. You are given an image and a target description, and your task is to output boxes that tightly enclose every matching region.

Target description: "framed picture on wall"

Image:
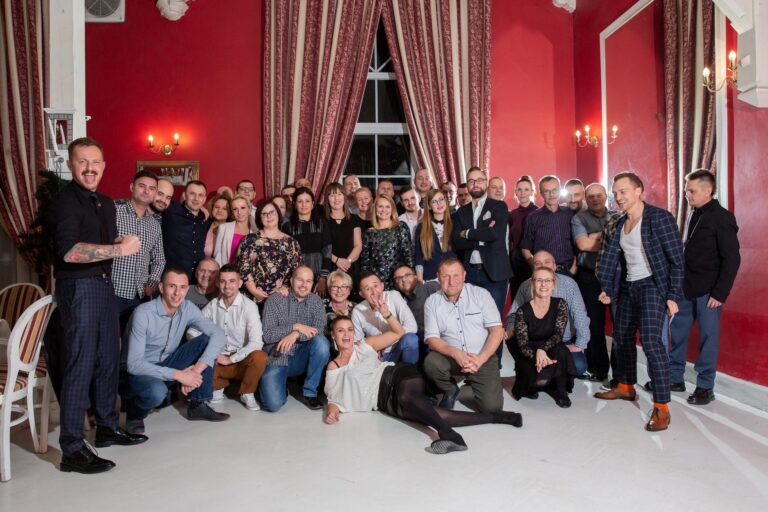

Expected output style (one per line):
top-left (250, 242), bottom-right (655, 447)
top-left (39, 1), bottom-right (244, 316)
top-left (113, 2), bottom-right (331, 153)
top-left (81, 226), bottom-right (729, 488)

top-left (136, 160), bottom-right (200, 186)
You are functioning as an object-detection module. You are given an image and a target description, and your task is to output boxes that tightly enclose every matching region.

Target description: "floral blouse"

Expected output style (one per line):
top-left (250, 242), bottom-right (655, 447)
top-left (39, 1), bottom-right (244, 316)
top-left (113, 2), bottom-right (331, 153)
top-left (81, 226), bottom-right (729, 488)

top-left (360, 221), bottom-right (414, 290)
top-left (236, 232), bottom-right (302, 296)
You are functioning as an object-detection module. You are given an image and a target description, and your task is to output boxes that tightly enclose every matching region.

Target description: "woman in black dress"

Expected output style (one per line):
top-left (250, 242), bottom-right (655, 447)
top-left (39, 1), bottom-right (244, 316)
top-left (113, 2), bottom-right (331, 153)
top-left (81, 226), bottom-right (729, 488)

top-left (511, 267), bottom-right (576, 407)
top-left (282, 187), bottom-right (332, 295)
top-left (324, 183), bottom-right (362, 287)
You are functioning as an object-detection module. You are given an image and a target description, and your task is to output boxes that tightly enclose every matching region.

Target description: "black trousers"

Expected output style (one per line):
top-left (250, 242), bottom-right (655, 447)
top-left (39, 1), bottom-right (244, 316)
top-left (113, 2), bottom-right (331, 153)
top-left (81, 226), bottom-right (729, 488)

top-left (576, 268), bottom-right (610, 377)
top-left (52, 276), bottom-right (120, 455)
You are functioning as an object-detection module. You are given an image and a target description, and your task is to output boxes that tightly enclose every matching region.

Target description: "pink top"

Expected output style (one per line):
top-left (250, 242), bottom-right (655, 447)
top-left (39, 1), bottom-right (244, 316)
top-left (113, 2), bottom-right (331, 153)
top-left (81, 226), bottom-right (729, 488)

top-left (229, 233), bottom-right (247, 264)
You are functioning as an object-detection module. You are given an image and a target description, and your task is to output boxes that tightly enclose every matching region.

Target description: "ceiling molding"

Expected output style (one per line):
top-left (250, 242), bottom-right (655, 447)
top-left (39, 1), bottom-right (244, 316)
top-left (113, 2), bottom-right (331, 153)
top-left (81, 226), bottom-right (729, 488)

top-left (552, 0), bottom-right (576, 13)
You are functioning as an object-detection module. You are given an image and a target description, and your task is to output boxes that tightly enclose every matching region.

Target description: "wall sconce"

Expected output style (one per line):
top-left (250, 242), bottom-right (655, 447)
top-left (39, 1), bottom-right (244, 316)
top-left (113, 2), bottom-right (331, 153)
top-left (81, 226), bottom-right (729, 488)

top-left (575, 124), bottom-right (618, 148)
top-left (702, 51), bottom-right (738, 92)
top-left (148, 133), bottom-right (180, 156)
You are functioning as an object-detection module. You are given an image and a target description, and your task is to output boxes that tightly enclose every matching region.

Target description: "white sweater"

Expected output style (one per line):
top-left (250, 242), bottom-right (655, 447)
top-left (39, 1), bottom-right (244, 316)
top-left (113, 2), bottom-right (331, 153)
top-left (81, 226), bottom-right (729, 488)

top-left (324, 342), bottom-right (394, 413)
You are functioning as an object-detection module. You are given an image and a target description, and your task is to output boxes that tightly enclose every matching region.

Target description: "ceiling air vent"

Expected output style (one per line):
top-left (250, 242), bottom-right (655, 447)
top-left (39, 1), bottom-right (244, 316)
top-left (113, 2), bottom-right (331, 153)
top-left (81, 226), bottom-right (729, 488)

top-left (85, 0), bottom-right (125, 23)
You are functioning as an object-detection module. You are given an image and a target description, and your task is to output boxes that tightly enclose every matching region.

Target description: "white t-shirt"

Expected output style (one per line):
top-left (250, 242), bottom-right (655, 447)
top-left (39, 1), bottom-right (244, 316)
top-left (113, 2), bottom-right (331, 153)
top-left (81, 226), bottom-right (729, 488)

top-left (324, 342), bottom-right (394, 412)
top-left (620, 218), bottom-right (652, 281)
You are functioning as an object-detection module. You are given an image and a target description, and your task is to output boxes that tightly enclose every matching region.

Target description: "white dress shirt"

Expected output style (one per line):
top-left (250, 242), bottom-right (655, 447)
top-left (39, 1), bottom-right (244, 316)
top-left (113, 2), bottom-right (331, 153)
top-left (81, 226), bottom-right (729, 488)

top-left (351, 290), bottom-right (417, 354)
top-left (202, 292), bottom-right (263, 363)
top-left (470, 195), bottom-right (488, 264)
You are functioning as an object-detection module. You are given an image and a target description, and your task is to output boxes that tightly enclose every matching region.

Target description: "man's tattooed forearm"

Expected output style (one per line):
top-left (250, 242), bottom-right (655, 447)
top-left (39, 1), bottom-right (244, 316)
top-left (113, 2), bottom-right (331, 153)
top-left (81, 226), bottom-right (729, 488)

top-left (64, 243), bottom-right (120, 263)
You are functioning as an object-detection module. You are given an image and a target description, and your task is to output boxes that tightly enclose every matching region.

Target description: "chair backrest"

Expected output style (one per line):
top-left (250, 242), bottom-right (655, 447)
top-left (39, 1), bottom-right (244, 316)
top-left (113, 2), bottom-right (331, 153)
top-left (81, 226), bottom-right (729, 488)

top-left (0, 283), bottom-right (45, 330)
top-left (6, 296), bottom-right (56, 374)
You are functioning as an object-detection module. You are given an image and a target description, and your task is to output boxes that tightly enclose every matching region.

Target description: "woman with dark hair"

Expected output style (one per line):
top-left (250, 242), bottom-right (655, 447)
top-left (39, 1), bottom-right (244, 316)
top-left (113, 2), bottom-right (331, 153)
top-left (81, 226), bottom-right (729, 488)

top-left (508, 175), bottom-right (538, 296)
top-left (360, 195), bottom-right (413, 290)
top-left (324, 315), bottom-right (523, 454)
top-left (236, 199), bottom-right (301, 303)
top-left (324, 183), bottom-right (362, 287)
top-left (282, 187), bottom-right (332, 295)
top-left (511, 267), bottom-right (576, 407)
top-left (414, 189), bottom-right (456, 281)
top-left (204, 194), bottom-right (231, 258)
top-left (354, 186), bottom-right (374, 233)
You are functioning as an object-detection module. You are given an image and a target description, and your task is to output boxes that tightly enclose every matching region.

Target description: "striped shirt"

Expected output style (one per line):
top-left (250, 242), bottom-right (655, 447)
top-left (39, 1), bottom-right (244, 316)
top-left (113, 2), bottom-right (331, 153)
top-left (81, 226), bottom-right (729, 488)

top-left (112, 199), bottom-right (165, 300)
top-left (520, 205), bottom-right (575, 266)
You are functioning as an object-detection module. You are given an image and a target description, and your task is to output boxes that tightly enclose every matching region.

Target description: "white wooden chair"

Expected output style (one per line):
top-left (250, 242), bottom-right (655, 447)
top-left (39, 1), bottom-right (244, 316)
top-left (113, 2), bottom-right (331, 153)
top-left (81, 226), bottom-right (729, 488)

top-left (0, 295), bottom-right (56, 482)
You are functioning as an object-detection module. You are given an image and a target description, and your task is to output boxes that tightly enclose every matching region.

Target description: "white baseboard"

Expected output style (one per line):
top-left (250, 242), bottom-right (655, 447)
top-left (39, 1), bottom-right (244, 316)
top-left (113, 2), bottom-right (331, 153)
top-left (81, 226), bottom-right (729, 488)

top-left (634, 346), bottom-right (768, 413)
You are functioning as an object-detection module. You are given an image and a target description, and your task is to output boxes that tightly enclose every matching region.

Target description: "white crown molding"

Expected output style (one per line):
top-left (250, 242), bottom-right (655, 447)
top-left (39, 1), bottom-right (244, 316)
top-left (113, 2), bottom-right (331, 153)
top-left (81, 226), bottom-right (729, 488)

top-left (552, 0), bottom-right (576, 14)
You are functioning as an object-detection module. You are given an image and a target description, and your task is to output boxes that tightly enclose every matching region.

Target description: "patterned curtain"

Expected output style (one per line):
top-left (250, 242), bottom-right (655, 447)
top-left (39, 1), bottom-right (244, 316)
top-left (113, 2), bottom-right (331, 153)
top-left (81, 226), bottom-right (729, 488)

top-left (381, 0), bottom-right (491, 186)
top-left (0, 0), bottom-right (45, 262)
top-left (263, 0), bottom-right (381, 197)
top-left (662, 0), bottom-right (716, 225)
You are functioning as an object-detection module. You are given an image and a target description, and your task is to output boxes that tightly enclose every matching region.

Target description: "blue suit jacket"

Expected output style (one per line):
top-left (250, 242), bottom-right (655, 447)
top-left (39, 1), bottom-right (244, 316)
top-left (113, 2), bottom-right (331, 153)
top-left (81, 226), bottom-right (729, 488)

top-left (596, 203), bottom-right (684, 302)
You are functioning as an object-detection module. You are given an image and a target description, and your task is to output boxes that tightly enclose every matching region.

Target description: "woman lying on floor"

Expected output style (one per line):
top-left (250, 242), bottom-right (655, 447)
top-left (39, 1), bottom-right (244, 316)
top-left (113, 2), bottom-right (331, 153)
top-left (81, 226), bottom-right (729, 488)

top-left (323, 315), bottom-right (523, 454)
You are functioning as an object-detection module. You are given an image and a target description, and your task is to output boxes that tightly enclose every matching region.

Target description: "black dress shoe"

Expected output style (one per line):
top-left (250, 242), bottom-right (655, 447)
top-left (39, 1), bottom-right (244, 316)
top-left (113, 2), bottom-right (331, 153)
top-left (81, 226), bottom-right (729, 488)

top-left (524, 391), bottom-right (539, 400)
top-left (301, 395), bottom-right (323, 410)
top-left (670, 382), bottom-right (686, 392)
top-left (187, 401), bottom-right (230, 421)
top-left (60, 443), bottom-right (116, 474)
top-left (589, 374), bottom-right (607, 382)
top-left (555, 396), bottom-right (572, 408)
top-left (438, 386), bottom-right (460, 410)
top-left (95, 426), bottom-right (148, 447)
top-left (687, 387), bottom-right (715, 405)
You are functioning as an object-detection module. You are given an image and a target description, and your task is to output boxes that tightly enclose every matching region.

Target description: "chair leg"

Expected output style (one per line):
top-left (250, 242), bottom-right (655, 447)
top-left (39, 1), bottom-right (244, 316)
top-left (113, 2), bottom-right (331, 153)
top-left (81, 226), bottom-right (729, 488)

top-left (1, 400), bottom-right (12, 482)
top-left (26, 385), bottom-right (40, 454)
top-left (39, 377), bottom-right (51, 453)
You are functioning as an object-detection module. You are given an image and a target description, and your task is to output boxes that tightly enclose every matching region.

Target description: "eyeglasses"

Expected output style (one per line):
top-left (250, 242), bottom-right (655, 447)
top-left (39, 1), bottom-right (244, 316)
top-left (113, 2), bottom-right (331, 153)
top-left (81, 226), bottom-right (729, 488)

top-left (429, 197), bottom-right (446, 206)
top-left (467, 178), bottom-right (487, 186)
top-left (329, 285), bottom-right (351, 292)
top-left (393, 272), bottom-right (415, 282)
top-left (541, 188), bottom-right (560, 196)
top-left (533, 278), bottom-right (555, 285)
top-left (260, 209), bottom-right (278, 217)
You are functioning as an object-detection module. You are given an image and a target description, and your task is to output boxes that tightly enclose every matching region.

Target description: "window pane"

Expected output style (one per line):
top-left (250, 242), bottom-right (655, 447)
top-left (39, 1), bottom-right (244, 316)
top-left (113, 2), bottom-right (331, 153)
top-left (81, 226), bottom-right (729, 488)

top-left (378, 80), bottom-right (406, 123)
top-left (376, 23), bottom-right (391, 71)
top-left (359, 81), bottom-right (376, 123)
top-left (389, 177), bottom-right (412, 193)
top-left (358, 177), bottom-right (377, 192)
top-left (344, 135), bottom-right (376, 176)
top-left (378, 134), bottom-right (410, 175)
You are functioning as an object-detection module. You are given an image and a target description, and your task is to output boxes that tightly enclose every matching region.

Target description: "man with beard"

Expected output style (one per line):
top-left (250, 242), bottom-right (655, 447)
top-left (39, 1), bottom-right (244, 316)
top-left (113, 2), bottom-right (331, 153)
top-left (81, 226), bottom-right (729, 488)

top-left (149, 177), bottom-right (174, 221)
top-left (162, 180), bottom-right (211, 281)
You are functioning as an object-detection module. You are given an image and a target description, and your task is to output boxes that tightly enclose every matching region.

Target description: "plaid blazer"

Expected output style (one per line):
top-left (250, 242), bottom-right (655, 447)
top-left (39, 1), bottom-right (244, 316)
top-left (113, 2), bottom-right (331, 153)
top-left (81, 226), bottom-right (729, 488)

top-left (596, 203), bottom-right (684, 302)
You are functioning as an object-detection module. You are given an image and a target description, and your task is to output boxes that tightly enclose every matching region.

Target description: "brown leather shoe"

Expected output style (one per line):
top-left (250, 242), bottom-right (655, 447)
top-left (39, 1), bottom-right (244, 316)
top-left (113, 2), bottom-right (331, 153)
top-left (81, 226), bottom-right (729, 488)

top-left (594, 386), bottom-right (637, 401)
top-left (645, 407), bottom-right (671, 431)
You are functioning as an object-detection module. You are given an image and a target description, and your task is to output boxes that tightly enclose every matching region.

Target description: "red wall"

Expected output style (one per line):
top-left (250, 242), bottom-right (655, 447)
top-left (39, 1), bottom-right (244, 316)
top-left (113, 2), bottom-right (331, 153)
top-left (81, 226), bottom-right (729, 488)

top-left (574, 1), bottom-right (768, 386)
top-left (85, 0), bottom-right (264, 200)
top-left (489, 0), bottom-right (576, 208)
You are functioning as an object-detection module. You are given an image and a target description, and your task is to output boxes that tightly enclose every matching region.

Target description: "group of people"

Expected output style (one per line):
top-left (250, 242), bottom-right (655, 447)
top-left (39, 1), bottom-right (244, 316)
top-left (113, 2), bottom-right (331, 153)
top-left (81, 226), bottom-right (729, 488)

top-left (48, 136), bottom-right (740, 475)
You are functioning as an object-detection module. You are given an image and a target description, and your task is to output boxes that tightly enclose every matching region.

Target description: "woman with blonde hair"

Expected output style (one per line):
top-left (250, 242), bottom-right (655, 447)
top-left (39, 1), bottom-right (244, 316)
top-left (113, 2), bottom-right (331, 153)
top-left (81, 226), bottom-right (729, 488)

top-left (414, 188), bottom-right (456, 281)
top-left (214, 194), bottom-right (257, 266)
top-left (360, 195), bottom-right (413, 289)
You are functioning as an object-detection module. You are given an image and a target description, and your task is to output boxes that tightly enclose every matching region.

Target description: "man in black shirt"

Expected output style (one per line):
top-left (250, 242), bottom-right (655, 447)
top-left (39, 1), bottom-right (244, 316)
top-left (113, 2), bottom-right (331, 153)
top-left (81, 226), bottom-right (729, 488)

top-left (50, 137), bottom-right (147, 474)
top-left (670, 170), bottom-right (740, 405)
top-left (162, 180), bottom-right (211, 281)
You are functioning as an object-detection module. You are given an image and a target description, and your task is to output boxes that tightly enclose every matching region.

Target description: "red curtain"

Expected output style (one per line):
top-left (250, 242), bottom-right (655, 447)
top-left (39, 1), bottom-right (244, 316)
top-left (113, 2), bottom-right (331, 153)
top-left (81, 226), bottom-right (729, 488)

top-left (0, 0), bottom-right (45, 262)
top-left (263, 0), bottom-right (381, 197)
top-left (662, 0), bottom-right (715, 225)
top-left (381, 0), bottom-right (491, 186)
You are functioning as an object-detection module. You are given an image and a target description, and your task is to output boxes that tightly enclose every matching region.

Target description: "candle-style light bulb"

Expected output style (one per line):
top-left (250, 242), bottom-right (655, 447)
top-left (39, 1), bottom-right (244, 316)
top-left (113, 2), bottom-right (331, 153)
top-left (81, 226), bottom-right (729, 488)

top-left (173, 132), bottom-right (180, 145)
top-left (584, 125), bottom-right (590, 134)
top-left (702, 67), bottom-right (711, 78)
top-left (728, 51), bottom-right (737, 65)
top-left (148, 134), bottom-right (154, 148)
top-left (612, 125), bottom-right (618, 135)
top-left (575, 130), bottom-right (581, 138)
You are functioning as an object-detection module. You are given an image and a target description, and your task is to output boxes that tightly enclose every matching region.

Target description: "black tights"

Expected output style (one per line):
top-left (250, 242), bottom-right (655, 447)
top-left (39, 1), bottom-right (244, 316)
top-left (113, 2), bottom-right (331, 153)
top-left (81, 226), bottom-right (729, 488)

top-left (393, 375), bottom-right (494, 443)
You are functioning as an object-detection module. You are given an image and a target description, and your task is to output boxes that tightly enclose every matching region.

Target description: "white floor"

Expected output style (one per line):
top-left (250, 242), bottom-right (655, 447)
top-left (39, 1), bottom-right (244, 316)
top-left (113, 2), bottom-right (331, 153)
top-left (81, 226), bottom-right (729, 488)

top-left (2, 355), bottom-right (768, 512)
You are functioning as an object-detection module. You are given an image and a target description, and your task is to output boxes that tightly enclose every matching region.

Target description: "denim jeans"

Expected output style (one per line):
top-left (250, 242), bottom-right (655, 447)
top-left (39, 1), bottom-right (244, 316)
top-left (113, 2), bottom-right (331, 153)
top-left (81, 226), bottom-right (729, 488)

top-left (121, 334), bottom-right (214, 419)
top-left (259, 335), bottom-right (331, 412)
top-left (115, 295), bottom-right (141, 333)
top-left (382, 332), bottom-right (419, 364)
top-left (564, 342), bottom-right (588, 376)
top-left (669, 294), bottom-right (722, 389)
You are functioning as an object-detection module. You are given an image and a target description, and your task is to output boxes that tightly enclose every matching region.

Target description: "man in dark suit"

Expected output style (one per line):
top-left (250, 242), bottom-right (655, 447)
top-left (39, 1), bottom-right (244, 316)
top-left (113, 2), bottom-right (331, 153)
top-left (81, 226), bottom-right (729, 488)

top-left (594, 172), bottom-right (684, 432)
top-left (451, 166), bottom-right (512, 320)
top-left (670, 170), bottom-right (740, 405)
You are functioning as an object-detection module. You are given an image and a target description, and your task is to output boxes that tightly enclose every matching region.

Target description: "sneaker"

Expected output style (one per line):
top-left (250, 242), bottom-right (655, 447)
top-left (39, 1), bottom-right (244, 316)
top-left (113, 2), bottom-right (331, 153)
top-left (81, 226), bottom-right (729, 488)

top-left (240, 393), bottom-right (261, 411)
top-left (210, 389), bottom-right (225, 404)
top-left (187, 401), bottom-right (230, 422)
top-left (430, 439), bottom-right (468, 454)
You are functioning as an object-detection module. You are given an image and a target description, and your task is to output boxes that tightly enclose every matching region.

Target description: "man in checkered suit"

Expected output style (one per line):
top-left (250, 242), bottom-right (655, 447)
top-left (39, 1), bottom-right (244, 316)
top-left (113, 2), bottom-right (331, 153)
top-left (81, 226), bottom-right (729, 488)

top-left (594, 172), bottom-right (684, 432)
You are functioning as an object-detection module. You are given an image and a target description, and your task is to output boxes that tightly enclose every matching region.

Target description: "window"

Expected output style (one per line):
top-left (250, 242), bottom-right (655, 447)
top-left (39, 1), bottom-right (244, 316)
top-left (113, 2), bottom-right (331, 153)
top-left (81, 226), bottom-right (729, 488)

top-left (343, 22), bottom-right (413, 192)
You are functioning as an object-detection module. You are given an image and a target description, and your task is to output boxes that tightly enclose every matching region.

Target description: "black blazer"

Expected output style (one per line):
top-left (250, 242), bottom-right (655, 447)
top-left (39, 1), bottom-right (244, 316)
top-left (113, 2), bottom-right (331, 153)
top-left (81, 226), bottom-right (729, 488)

top-left (683, 199), bottom-right (740, 302)
top-left (451, 196), bottom-right (512, 282)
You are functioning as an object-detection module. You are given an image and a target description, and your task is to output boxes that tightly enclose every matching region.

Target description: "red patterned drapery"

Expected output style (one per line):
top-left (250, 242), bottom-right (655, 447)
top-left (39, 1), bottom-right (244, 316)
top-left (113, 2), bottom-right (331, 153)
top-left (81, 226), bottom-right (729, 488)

top-left (662, 0), bottom-right (716, 225)
top-left (263, 0), bottom-right (381, 198)
top-left (0, 0), bottom-right (45, 262)
top-left (381, 0), bottom-right (491, 187)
